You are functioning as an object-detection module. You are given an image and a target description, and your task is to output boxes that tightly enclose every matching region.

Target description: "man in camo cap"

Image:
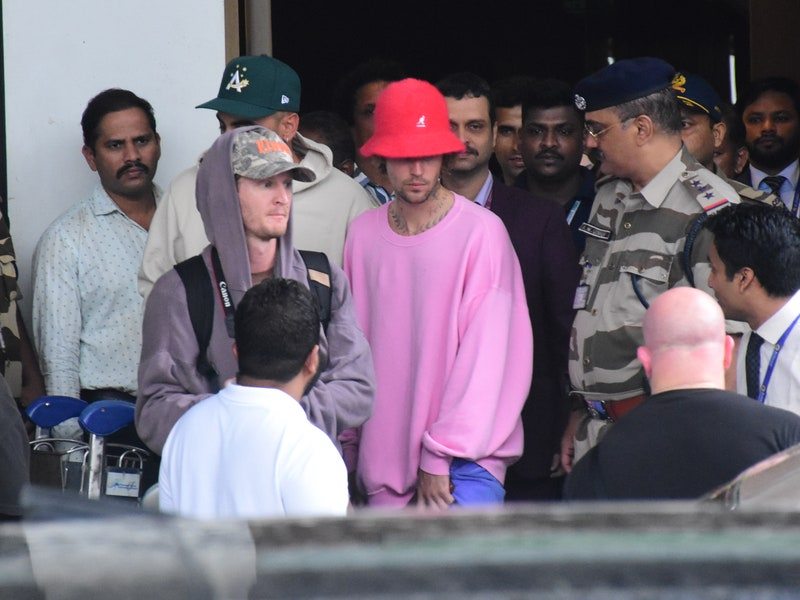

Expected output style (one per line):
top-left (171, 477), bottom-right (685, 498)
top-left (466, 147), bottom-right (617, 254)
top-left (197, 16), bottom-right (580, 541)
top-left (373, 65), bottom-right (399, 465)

top-left (561, 57), bottom-right (745, 472)
top-left (137, 126), bottom-right (374, 456)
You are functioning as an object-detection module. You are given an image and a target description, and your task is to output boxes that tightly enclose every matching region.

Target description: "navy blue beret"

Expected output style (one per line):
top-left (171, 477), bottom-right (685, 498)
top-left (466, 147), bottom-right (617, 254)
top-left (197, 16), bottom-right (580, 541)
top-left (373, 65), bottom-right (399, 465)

top-left (670, 72), bottom-right (723, 122)
top-left (574, 57), bottom-right (676, 112)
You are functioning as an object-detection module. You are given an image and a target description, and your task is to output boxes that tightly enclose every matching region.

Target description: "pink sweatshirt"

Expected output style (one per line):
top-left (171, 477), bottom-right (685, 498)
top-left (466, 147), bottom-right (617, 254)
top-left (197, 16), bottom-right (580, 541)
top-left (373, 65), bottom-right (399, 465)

top-left (343, 195), bottom-right (533, 507)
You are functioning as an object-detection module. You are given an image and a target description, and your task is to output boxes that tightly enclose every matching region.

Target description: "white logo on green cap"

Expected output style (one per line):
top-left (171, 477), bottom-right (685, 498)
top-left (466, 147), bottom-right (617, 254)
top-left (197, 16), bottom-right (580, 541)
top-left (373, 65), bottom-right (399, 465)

top-left (226, 66), bottom-right (250, 93)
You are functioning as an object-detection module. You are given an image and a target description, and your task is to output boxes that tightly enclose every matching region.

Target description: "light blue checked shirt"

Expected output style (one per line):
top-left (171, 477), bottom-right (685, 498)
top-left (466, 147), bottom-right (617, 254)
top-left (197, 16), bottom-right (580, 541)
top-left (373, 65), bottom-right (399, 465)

top-left (32, 184), bottom-right (159, 397)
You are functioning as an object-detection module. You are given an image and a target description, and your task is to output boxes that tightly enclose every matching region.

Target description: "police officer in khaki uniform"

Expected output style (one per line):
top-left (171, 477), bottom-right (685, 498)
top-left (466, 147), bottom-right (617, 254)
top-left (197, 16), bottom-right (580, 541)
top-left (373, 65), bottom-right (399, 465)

top-left (561, 58), bottom-right (746, 471)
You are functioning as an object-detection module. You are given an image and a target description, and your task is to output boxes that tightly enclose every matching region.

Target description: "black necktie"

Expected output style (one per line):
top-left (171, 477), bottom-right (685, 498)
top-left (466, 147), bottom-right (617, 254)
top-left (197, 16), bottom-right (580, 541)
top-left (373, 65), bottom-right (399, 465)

top-left (761, 175), bottom-right (786, 198)
top-left (745, 332), bottom-right (765, 399)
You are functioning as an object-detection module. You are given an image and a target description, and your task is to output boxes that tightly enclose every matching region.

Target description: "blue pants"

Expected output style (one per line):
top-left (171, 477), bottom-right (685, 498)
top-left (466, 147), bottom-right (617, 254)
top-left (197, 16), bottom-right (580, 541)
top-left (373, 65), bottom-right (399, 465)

top-left (450, 459), bottom-right (505, 505)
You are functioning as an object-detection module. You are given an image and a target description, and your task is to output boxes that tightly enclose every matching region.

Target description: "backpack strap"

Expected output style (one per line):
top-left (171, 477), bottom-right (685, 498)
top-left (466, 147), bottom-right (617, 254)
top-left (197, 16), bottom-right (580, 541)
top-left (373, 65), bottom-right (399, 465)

top-left (174, 254), bottom-right (220, 391)
top-left (298, 250), bottom-right (332, 333)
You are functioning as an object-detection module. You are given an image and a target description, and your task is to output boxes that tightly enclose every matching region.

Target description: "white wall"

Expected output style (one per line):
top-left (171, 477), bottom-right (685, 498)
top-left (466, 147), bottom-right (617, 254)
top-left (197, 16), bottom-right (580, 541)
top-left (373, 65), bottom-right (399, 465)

top-left (3, 0), bottom-right (227, 322)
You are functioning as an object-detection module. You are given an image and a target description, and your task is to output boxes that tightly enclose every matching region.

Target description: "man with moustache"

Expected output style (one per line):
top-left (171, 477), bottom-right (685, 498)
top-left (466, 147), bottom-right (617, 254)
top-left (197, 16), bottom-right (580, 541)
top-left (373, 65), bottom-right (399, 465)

top-left (561, 58), bottom-right (743, 472)
top-left (344, 78), bottom-right (533, 509)
top-left (437, 72), bottom-right (579, 500)
top-left (736, 77), bottom-right (800, 216)
top-left (516, 79), bottom-right (595, 253)
top-left (33, 89), bottom-right (161, 403)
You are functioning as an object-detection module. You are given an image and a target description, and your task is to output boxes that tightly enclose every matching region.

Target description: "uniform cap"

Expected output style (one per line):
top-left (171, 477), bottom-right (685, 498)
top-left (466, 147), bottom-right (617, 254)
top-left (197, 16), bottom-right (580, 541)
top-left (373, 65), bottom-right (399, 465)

top-left (671, 72), bottom-right (723, 123)
top-left (574, 57), bottom-right (676, 112)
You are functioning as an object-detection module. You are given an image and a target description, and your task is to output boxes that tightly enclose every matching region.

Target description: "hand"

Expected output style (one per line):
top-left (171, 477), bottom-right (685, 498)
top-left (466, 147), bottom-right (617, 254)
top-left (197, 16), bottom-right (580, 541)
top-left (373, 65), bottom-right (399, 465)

top-left (550, 452), bottom-right (566, 478)
top-left (560, 410), bottom-right (583, 474)
top-left (415, 469), bottom-right (454, 511)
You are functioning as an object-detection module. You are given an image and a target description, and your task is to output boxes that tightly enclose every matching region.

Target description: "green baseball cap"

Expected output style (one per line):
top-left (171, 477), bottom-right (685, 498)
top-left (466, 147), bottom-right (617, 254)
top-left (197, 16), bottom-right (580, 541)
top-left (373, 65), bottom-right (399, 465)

top-left (197, 55), bottom-right (301, 118)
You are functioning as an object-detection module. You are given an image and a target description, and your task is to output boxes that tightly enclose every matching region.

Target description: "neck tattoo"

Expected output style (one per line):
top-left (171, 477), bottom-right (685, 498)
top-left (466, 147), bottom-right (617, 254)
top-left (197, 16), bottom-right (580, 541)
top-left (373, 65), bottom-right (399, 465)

top-left (388, 184), bottom-right (452, 236)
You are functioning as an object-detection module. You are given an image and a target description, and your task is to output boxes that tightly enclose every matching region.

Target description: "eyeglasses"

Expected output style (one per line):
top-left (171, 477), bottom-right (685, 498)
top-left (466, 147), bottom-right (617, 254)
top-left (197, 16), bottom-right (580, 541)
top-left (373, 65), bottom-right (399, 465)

top-left (583, 117), bottom-right (635, 141)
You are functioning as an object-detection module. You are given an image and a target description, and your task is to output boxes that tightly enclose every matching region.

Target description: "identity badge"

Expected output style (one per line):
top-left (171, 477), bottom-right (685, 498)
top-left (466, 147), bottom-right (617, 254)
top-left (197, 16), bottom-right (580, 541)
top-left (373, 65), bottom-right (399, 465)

top-left (573, 284), bottom-right (590, 310)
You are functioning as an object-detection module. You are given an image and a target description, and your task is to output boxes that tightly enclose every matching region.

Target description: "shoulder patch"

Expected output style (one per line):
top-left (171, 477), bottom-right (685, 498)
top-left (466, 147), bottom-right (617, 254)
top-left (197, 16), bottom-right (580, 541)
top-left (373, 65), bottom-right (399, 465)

top-left (679, 168), bottom-right (740, 214)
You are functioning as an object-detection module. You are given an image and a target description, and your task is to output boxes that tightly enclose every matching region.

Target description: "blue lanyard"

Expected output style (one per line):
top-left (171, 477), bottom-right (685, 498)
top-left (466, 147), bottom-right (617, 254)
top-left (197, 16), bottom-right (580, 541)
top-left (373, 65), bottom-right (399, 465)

top-left (792, 185), bottom-right (800, 216)
top-left (757, 312), bottom-right (800, 403)
top-left (566, 199), bottom-right (581, 225)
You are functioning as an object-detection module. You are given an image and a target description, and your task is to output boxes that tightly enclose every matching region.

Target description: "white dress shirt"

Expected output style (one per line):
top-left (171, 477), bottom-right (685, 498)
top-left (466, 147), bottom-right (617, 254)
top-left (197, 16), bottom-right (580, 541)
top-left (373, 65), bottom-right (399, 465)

top-left (736, 289), bottom-right (800, 415)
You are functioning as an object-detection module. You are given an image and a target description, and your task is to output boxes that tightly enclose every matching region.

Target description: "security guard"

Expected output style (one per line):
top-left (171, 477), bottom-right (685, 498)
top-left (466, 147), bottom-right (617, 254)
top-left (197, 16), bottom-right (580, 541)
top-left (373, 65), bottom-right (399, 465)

top-left (670, 71), bottom-right (782, 208)
top-left (561, 57), bottom-right (745, 471)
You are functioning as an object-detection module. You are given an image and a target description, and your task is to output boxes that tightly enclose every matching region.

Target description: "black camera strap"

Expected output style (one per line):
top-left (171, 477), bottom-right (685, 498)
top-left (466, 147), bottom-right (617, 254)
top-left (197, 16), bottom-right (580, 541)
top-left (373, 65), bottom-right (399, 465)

top-left (210, 247), bottom-right (236, 339)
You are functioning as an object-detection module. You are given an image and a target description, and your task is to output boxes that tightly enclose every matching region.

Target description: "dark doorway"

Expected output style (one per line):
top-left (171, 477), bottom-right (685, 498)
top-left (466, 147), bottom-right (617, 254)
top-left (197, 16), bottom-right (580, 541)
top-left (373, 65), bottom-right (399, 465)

top-left (271, 0), bottom-right (749, 113)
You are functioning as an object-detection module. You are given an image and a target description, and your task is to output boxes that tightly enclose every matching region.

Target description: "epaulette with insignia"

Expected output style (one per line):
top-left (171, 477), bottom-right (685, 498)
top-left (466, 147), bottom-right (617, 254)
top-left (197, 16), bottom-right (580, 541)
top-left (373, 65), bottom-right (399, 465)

top-left (679, 168), bottom-right (740, 214)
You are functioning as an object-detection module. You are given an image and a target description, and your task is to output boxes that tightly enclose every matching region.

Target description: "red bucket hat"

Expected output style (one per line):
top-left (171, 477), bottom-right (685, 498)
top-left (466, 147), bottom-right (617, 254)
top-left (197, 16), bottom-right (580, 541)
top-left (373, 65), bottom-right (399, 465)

top-left (360, 78), bottom-right (466, 159)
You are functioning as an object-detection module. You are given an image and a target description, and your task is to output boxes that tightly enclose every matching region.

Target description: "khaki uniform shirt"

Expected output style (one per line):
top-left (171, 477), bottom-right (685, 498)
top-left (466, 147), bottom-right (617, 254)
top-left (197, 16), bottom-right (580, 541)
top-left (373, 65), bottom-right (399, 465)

top-left (569, 147), bottom-right (742, 402)
top-left (0, 208), bottom-right (22, 396)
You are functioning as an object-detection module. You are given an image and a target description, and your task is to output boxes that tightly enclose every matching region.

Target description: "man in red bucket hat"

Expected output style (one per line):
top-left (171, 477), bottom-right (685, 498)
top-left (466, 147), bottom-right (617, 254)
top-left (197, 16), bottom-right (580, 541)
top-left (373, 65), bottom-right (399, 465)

top-left (343, 79), bottom-right (533, 509)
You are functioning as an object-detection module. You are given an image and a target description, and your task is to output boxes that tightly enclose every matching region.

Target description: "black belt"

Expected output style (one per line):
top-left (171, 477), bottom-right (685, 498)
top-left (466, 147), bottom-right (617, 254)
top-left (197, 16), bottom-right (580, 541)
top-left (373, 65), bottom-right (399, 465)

top-left (80, 388), bottom-right (136, 403)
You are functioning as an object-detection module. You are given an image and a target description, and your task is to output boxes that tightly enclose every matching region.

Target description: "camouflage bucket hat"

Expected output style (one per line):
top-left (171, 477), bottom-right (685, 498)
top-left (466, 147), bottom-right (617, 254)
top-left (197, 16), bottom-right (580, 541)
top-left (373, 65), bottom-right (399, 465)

top-left (231, 128), bottom-right (315, 182)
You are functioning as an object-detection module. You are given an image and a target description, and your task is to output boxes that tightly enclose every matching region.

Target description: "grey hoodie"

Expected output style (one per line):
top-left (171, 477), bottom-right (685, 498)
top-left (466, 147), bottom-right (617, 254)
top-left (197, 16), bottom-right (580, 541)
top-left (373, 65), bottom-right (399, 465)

top-left (135, 127), bottom-right (375, 455)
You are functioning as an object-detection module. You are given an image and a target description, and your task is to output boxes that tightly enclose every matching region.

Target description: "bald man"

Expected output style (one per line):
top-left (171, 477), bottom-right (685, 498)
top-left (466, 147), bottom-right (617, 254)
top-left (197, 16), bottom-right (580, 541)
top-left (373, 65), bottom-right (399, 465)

top-left (564, 288), bottom-right (800, 500)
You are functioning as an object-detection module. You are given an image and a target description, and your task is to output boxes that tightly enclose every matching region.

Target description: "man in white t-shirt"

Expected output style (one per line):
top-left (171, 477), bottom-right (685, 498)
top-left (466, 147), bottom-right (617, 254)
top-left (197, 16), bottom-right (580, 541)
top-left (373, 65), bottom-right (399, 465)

top-left (159, 278), bottom-right (348, 519)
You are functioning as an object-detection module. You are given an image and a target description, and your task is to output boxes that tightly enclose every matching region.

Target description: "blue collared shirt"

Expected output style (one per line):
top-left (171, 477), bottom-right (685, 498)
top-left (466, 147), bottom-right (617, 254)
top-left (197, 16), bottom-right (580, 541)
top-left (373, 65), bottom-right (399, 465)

top-left (354, 169), bottom-right (391, 205)
top-left (750, 160), bottom-right (800, 214)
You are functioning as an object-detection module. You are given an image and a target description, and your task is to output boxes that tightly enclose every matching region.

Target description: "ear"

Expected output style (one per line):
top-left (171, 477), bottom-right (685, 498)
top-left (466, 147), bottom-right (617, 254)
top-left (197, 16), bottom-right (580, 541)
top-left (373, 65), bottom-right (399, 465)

top-left (737, 267), bottom-right (757, 292)
top-left (723, 334), bottom-right (735, 370)
top-left (637, 345), bottom-right (653, 379)
top-left (154, 132), bottom-right (162, 161)
top-left (634, 114), bottom-right (655, 145)
top-left (712, 121), bottom-right (726, 150)
top-left (279, 113), bottom-right (300, 143)
top-left (491, 121), bottom-right (498, 148)
top-left (304, 344), bottom-right (320, 378)
top-left (232, 342), bottom-right (238, 361)
top-left (82, 145), bottom-right (98, 172)
top-left (735, 146), bottom-right (749, 175)
top-left (338, 158), bottom-right (356, 177)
